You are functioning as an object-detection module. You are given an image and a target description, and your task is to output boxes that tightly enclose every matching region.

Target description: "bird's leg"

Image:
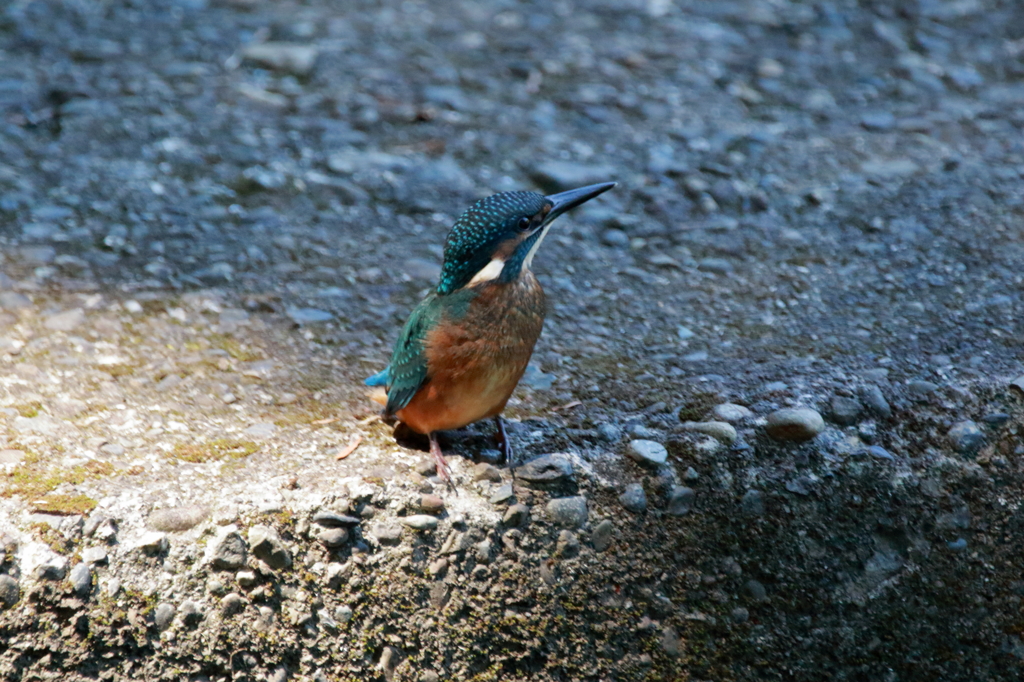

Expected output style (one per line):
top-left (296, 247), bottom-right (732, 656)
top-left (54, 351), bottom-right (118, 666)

top-left (429, 432), bottom-right (456, 493)
top-left (494, 415), bottom-right (517, 480)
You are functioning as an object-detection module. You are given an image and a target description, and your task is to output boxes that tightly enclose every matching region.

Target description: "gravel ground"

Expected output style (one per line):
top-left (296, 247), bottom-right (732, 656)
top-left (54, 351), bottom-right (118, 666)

top-left (2, 0), bottom-right (1024, 680)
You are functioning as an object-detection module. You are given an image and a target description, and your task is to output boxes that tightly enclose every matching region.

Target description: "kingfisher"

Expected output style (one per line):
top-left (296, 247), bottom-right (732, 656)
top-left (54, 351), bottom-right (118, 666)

top-left (366, 181), bottom-right (616, 487)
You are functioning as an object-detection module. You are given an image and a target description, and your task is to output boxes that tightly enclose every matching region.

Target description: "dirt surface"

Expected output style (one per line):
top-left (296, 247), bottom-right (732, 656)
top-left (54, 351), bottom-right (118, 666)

top-left (2, 0), bottom-right (1024, 680)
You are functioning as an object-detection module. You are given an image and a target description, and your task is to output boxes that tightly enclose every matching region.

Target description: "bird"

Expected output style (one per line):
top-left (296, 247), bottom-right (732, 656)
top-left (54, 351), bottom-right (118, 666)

top-left (365, 181), bottom-right (616, 488)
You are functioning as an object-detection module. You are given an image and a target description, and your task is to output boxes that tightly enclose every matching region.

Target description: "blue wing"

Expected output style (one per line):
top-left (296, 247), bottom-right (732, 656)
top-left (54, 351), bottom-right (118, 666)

top-left (364, 368), bottom-right (390, 387)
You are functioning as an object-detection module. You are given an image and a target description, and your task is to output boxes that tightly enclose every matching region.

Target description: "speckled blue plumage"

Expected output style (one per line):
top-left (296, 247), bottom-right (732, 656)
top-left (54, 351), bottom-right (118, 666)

top-left (436, 191), bottom-right (548, 295)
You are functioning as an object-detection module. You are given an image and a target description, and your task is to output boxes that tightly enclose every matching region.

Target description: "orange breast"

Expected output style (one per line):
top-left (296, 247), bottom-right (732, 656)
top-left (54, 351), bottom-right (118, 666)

top-left (395, 274), bottom-right (545, 434)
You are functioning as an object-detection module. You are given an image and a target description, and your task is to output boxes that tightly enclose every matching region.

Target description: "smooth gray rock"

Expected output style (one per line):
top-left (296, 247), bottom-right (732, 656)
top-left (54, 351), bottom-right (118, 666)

top-left (370, 523), bottom-right (403, 545)
top-left (69, 562), bottom-right (92, 597)
top-left (0, 575), bottom-right (19, 609)
top-left (286, 307), bottom-right (333, 324)
top-left (517, 453), bottom-right (574, 487)
top-left (667, 486), bottom-right (696, 516)
top-left (627, 439), bottom-right (668, 467)
top-left (243, 422), bottom-right (278, 438)
top-left (249, 525), bottom-right (291, 569)
top-left (741, 489), bottom-right (765, 516)
top-left (743, 579), bottom-right (768, 603)
top-left (44, 308), bottom-right (86, 332)
top-left (597, 423), bottom-right (622, 442)
top-left (503, 504), bottom-right (530, 527)
top-left (680, 421), bottom-right (737, 444)
top-left (907, 380), bottom-right (939, 401)
top-left (765, 408), bottom-right (825, 442)
top-left (220, 593), bottom-right (245, 617)
top-left (241, 42), bottom-right (319, 76)
top-left (35, 555), bottom-right (68, 581)
top-left (312, 511), bottom-right (362, 527)
top-left (134, 531), bottom-right (169, 556)
top-left (546, 496), bottom-right (588, 529)
top-left (711, 403), bottom-right (754, 422)
top-left (148, 505), bottom-right (209, 532)
top-left (591, 519), bottom-right (614, 552)
top-left (317, 528), bottom-right (349, 548)
top-left (81, 546), bottom-right (108, 565)
top-left (488, 484), bottom-right (515, 505)
top-left (529, 160), bottom-right (616, 192)
top-left (401, 515), bottom-right (438, 531)
top-left (210, 529), bottom-right (247, 570)
top-left (948, 421), bottom-right (985, 456)
top-left (860, 385), bottom-right (892, 419)
top-left (154, 602), bottom-right (176, 631)
top-left (0, 292), bottom-right (32, 310)
top-left (830, 396), bottom-right (862, 426)
top-left (619, 483), bottom-right (647, 513)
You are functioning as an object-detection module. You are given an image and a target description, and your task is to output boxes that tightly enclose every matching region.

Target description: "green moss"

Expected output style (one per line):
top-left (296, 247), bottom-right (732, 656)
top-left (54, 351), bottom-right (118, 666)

top-left (15, 402), bottom-right (42, 418)
top-left (30, 493), bottom-right (98, 515)
top-left (2, 451), bottom-right (115, 499)
top-left (209, 334), bottom-right (262, 361)
top-left (103, 363), bottom-right (137, 378)
top-left (169, 439), bottom-right (259, 463)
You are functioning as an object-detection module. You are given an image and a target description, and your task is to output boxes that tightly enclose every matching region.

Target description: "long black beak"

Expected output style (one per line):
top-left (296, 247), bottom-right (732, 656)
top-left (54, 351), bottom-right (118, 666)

top-left (544, 182), bottom-right (616, 224)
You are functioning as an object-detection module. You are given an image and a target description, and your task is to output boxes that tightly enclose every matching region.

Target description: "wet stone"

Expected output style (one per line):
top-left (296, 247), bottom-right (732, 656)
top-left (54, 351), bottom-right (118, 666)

top-left (619, 483), bottom-right (647, 513)
top-left (765, 408), bottom-right (825, 442)
top-left (948, 421), bottom-right (985, 456)
top-left (743, 579), bottom-right (768, 603)
top-left (667, 486), bottom-right (696, 516)
top-left (830, 396), bottom-right (862, 426)
top-left (591, 519), bottom-right (614, 552)
top-left (907, 380), bottom-right (939, 401)
top-left (546, 496), bottom-right (588, 529)
top-left (627, 440), bottom-right (668, 467)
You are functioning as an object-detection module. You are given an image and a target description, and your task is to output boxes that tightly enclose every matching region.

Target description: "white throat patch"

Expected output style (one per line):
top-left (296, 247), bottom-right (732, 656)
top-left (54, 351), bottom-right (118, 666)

top-left (468, 257), bottom-right (506, 285)
top-left (522, 226), bottom-right (549, 271)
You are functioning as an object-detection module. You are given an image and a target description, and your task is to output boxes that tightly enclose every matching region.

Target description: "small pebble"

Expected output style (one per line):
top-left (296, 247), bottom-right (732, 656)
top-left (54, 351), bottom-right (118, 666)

top-left (134, 531), bottom-right (169, 556)
top-left (546, 496), bottom-right (588, 528)
top-left (711, 403), bottom-right (753, 422)
top-left (740, 489), bottom-right (765, 516)
top-left (947, 538), bottom-right (968, 552)
top-left (597, 423), bottom-right (622, 442)
top-left (742, 579), bottom-right (768, 603)
top-left (627, 439), bottom-right (668, 467)
top-left (0, 575), bottom-right (19, 609)
top-left (948, 420), bottom-right (985, 456)
top-left (236, 570), bottom-right (258, 588)
top-left (860, 386), bottom-right (892, 419)
top-left (471, 463), bottom-right (502, 483)
top-left (503, 504), bottom-right (530, 527)
top-left (37, 556), bottom-right (68, 581)
top-left (680, 421), bottom-right (737, 444)
top-left (154, 602), bottom-right (176, 631)
top-left (765, 408), bottom-right (825, 442)
top-left (210, 529), bottom-right (247, 570)
top-left (488, 484), bottom-right (515, 505)
top-left (69, 562), bottom-right (92, 597)
top-left (401, 515), bottom-right (439, 531)
top-left (666, 486), bottom-right (696, 515)
top-left (591, 519), bottom-right (614, 552)
top-left (219, 589), bottom-right (244, 614)
top-left (618, 483), bottom-right (647, 513)
top-left (318, 528), bottom-right (349, 548)
top-left (248, 525), bottom-right (291, 569)
top-left (830, 396), bottom-right (862, 426)
top-left (418, 494), bottom-right (445, 514)
top-left (312, 511), bottom-right (362, 527)
top-left (516, 453), bottom-right (574, 487)
top-left (907, 380), bottom-right (939, 401)
top-left (555, 530), bottom-right (579, 559)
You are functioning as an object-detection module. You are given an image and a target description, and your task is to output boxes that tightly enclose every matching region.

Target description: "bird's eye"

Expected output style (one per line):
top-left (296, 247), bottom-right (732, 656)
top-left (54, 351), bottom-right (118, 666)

top-left (517, 216), bottom-right (532, 231)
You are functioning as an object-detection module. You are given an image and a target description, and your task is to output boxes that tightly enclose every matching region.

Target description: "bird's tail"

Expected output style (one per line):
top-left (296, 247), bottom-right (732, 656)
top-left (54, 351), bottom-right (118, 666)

top-left (364, 368), bottom-right (389, 387)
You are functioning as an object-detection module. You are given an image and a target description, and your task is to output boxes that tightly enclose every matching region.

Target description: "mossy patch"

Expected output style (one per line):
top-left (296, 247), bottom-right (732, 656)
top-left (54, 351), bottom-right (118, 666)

top-left (168, 439), bottom-right (259, 463)
top-left (15, 402), bottom-right (42, 418)
top-left (209, 334), bottom-right (262, 362)
top-left (30, 493), bottom-right (98, 515)
top-left (1, 451), bottom-right (115, 499)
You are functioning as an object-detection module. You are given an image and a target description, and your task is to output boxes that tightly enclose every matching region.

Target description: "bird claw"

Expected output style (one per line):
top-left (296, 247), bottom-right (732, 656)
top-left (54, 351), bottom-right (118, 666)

top-left (429, 433), bottom-right (457, 495)
top-left (494, 416), bottom-right (517, 481)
